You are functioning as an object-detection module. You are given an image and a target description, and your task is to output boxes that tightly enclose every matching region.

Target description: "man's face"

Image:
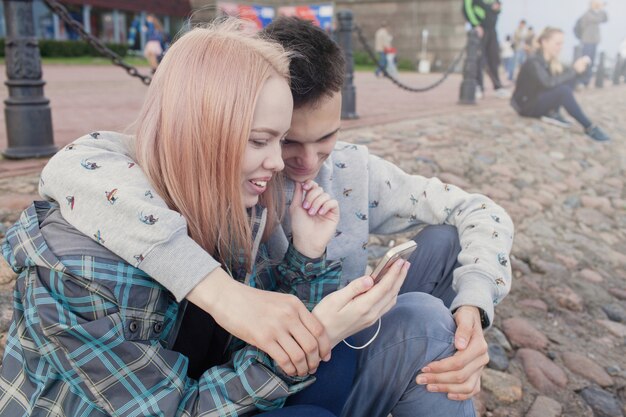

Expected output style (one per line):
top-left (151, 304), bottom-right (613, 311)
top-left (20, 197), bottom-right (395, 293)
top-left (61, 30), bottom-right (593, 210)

top-left (281, 92), bottom-right (342, 182)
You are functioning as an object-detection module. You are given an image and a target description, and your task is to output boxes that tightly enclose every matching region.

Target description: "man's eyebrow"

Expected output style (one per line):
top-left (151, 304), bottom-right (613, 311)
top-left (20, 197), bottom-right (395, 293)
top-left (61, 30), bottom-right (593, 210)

top-left (251, 127), bottom-right (281, 136)
top-left (316, 128), bottom-right (341, 142)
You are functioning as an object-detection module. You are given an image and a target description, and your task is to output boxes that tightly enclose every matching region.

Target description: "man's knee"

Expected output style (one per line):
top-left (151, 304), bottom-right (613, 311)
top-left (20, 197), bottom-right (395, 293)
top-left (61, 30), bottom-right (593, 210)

top-left (382, 293), bottom-right (456, 342)
top-left (411, 225), bottom-right (460, 261)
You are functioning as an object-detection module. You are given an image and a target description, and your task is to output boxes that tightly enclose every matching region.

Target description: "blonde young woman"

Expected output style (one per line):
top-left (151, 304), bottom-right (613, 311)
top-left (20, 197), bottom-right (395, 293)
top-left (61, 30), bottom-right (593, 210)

top-left (511, 27), bottom-right (610, 141)
top-left (0, 22), bottom-right (409, 417)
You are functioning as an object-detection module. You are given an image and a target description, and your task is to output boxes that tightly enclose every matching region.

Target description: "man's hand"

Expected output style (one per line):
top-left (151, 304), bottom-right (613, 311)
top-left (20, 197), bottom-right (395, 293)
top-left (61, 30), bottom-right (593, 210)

top-left (291, 180), bottom-right (340, 259)
top-left (475, 26), bottom-right (484, 38)
top-left (415, 306), bottom-right (489, 400)
top-left (188, 269), bottom-right (331, 377)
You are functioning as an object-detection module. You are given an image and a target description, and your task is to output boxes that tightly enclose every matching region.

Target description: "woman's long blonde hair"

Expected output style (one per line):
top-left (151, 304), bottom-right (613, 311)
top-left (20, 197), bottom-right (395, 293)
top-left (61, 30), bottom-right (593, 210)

top-left (537, 27), bottom-right (564, 75)
top-left (134, 20), bottom-right (290, 271)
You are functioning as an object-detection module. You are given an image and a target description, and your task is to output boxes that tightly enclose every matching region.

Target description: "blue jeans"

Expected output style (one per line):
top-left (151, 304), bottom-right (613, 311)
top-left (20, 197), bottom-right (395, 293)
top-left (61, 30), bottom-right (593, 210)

top-left (581, 43), bottom-right (597, 86)
top-left (260, 405), bottom-right (337, 416)
top-left (375, 52), bottom-right (386, 76)
top-left (284, 341), bottom-right (357, 415)
top-left (514, 49), bottom-right (526, 70)
top-left (528, 82), bottom-right (593, 129)
top-left (503, 57), bottom-right (515, 81)
top-left (287, 225), bottom-right (475, 417)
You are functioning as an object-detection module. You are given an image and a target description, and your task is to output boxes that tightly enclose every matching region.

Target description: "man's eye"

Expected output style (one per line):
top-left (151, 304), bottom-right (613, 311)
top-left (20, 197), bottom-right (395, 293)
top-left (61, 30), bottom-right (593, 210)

top-left (282, 139), bottom-right (295, 146)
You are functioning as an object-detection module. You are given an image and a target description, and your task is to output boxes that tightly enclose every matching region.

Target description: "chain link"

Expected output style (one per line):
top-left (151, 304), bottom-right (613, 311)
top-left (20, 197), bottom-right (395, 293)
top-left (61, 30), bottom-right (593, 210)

top-left (42, 0), bottom-right (152, 85)
top-left (354, 24), bottom-right (465, 93)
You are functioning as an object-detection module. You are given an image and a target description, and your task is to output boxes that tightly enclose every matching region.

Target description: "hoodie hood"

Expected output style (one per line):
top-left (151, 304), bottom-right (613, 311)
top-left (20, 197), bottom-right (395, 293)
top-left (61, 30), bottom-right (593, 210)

top-left (2, 201), bottom-right (66, 275)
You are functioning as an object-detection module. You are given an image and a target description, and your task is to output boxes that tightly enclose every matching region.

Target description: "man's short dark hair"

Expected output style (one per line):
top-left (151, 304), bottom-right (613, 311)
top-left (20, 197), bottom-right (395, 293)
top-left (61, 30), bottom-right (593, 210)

top-left (263, 17), bottom-right (345, 108)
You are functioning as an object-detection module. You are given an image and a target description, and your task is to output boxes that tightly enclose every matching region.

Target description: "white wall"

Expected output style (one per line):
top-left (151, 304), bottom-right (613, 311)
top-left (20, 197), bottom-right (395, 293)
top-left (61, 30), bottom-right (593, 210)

top-left (497, 0), bottom-right (626, 63)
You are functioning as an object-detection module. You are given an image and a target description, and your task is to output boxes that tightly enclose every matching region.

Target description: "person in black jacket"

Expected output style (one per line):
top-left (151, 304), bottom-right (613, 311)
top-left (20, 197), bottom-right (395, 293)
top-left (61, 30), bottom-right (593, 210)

top-left (511, 27), bottom-right (610, 142)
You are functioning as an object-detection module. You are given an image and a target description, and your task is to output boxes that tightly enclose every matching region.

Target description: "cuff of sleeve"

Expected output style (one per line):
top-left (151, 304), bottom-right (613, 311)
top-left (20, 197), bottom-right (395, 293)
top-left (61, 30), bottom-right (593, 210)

top-left (449, 275), bottom-right (496, 329)
top-left (283, 242), bottom-right (330, 280)
top-left (139, 229), bottom-right (221, 302)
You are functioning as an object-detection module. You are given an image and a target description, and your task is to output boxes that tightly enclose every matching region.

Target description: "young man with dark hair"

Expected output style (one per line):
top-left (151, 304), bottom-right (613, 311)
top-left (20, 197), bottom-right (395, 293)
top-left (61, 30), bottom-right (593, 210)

top-left (40, 17), bottom-right (511, 415)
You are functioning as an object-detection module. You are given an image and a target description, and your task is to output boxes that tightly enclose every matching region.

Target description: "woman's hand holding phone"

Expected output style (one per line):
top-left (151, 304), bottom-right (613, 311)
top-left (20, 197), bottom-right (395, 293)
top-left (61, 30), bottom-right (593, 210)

top-left (312, 258), bottom-right (410, 347)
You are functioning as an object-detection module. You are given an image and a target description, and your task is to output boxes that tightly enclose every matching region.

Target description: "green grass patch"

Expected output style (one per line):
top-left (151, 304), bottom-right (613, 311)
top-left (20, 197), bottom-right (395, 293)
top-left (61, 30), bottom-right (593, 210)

top-left (0, 56), bottom-right (149, 66)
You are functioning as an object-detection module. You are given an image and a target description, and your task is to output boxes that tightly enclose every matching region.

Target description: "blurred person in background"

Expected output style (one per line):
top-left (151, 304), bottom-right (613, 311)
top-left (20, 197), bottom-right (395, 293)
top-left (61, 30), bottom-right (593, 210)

top-left (524, 26), bottom-right (536, 56)
top-left (511, 27), bottom-right (610, 142)
top-left (374, 21), bottom-right (392, 77)
top-left (463, 0), bottom-right (511, 99)
top-left (576, 0), bottom-right (608, 87)
top-left (513, 20), bottom-right (527, 71)
top-left (501, 34), bottom-right (515, 81)
top-left (143, 14), bottom-right (167, 73)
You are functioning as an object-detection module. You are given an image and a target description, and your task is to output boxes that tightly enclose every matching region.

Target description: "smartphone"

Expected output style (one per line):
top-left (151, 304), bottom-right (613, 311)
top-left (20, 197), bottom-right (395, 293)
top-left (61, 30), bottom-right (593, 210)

top-left (370, 240), bottom-right (417, 283)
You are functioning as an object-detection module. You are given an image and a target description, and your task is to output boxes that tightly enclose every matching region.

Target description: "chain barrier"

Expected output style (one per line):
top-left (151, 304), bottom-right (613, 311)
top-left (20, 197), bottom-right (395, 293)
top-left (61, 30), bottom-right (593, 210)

top-left (42, 0), bottom-right (152, 85)
top-left (354, 24), bottom-right (465, 93)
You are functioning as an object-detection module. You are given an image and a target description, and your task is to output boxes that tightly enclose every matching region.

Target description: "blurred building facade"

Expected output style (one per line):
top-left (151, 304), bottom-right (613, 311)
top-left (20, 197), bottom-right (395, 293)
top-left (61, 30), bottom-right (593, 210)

top-left (190, 0), bottom-right (467, 70)
top-left (0, 0), bottom-right (191, 50)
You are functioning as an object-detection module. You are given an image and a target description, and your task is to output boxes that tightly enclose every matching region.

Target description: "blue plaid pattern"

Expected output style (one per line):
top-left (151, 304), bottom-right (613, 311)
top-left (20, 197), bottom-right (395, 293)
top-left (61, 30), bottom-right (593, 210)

top-left (0, 202), bottom-right (342, 416)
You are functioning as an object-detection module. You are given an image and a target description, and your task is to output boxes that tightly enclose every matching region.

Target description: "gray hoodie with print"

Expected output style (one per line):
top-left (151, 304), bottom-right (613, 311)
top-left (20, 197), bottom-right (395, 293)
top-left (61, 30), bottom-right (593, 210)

top-left (40, 131), bottom-right (514, 325)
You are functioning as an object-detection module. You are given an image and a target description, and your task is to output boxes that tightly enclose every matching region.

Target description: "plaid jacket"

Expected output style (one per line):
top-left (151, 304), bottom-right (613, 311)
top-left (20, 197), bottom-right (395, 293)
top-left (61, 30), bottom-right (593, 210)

top-left (0, 202), bottom-right (341, 416)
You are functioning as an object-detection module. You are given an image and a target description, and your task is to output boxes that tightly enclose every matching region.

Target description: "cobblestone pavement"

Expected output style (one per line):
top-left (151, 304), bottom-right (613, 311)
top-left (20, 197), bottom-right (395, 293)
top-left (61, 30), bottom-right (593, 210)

top-left (0, 65), bottom-right (506, 178)
top-left (1, 85), bottom-right (625, 416)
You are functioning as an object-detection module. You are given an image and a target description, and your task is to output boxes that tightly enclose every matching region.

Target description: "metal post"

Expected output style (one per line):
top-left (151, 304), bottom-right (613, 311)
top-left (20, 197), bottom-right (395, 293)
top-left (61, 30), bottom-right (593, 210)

top-left (52, 12), bottom-right (60, 40)
top-left (113, 9), bottom-right (120, 43)
top-left (163, 15), bottom-right (170, 35)
top-left (459, 28), bottom-right (481, 105)
top-left (336, 10), bottom-right (358, 120)
top-left (139, 11), bottom-right (146, 51)
top-left (82, 4), bottom-right (91, 34)
top-left (612, 54), bottom-right (621, 86)
top-left (2, 0), bottom-right (56, 159)
top-left (595, 51), bottom-right (605, 88)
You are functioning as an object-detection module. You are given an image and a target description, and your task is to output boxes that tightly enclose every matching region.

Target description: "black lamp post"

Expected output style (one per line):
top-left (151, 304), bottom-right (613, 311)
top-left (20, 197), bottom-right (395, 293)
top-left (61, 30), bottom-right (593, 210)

top-left (2, 0), bottom-right (56, 159)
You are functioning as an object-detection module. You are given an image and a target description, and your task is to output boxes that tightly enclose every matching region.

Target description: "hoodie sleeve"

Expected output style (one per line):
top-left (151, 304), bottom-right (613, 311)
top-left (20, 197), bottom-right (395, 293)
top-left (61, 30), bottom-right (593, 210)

top-left (39, 132), bottom-right (220, 301)
top-left (367, 153), bottom-right (514, 326)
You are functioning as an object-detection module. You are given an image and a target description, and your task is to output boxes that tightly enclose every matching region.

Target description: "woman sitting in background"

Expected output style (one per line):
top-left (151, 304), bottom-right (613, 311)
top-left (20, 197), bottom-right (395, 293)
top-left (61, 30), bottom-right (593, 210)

top-left (511, 27), bottom-right (610, 142)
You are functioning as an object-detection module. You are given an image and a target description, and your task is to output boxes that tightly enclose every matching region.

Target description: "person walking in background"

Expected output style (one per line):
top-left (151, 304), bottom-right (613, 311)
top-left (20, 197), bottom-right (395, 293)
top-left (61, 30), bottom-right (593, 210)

top-left (143, 14), bottom-right (167, 74)
top-left (576, 0), bottom-right (608, 87)
top-left (501, 34), bottom-right (515, 81)
top-left (374, 22), bottom-right (392, 77)
top-left (513, 20), bottom-right (527, 70)
top-left (463, 0), bottom-right (511, 99)
top-left (524, 26), bottom-right (536, 56)
top-left (511, 27), bottom-right (610, 142)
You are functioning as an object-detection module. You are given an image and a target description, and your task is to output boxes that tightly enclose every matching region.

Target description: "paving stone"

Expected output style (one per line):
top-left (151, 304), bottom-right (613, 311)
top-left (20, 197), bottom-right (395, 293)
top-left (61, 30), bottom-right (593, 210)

top-left (562, 352), bottom-right (614, 387)
top-left (596, 320), bottom-right (626, 338)
top-left (602, 304), bottom-right (626, 323)
top-left (502, 318), bottom-right (548, 350)
top-left (0, 258), bottom-right (17, 286)
top-left (481, 368), bottom-right (522, 404)
top-left (518, 298), bottom-right (548, 312)
top-left (580, 385), bottom-right (624, 417)
top-left (549, 286), bottom-right (584, 312)
top-left (580, 268), bottom-right (604, 283)
top-left (517, 348), bottom-right (568, 394)
top-left (608, 288), bottom-right (626, 301)
top-left (487, 343), bottom-right (509, 371)
top-left (525, 395), bottom-right (562, 417)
